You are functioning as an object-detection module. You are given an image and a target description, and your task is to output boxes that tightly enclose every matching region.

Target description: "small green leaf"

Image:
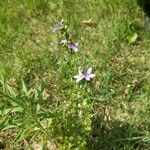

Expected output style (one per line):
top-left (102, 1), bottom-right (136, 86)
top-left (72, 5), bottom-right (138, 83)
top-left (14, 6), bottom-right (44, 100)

top-left (21, 79), bottom-right (27, 94)
top-left (128, 33), bottom-right (138, 45)
top-left (50, 1), bottom-right (57, 10)
top-left (0, 107), bottom-right (23, 115)
top-left (6, 84), bottom-right (16, 97)
top-left (36, 104), bottom-right (41, 114)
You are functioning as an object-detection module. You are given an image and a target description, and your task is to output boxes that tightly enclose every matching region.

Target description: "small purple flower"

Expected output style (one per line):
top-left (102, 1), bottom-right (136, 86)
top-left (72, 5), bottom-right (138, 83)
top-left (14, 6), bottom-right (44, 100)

top-left (52, 23), bottom-right (61, 32)
top-left (74, 68), bottom-right (95, 82)
top-left (52, 20), bottom-right (63, 32)
top-left (68, 42), bottom-right (78, 52)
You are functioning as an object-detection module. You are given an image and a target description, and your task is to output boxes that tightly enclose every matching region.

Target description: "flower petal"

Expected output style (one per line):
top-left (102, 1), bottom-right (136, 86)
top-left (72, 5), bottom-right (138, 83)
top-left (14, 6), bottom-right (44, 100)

top-left (88, 74), bottom-right (95, 78)
top-left (74, 75), bottom-right (80, 79)
top-left (76, 76), bottom-right (84, 82)
top-left (87, 68), bottom-right (92, 74)
top-left (73, 47), bottom-right (78, 52)
top-left (74, 74), bottom-right (85, 82)
top-left (78, 71), bottom-right (83, 76)
top-left (85, 76), bottom-right (91, 81)
top-left (52, 28), bottom-right (57, 32)
top-left (76, 78), bottom-right (82, 82)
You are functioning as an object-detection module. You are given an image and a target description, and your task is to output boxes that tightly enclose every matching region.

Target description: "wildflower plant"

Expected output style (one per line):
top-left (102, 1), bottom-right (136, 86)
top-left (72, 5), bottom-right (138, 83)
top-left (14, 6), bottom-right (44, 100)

top-left (52, 19), bottom-right (95, 148)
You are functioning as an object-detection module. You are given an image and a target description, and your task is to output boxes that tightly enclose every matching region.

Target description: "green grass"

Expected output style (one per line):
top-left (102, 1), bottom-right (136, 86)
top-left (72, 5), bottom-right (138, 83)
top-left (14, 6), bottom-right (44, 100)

top-left (0, 0), bottom-right (150, 149)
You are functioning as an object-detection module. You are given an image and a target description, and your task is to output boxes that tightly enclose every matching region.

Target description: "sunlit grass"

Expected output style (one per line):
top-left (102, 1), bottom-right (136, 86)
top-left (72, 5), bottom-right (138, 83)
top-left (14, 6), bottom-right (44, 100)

top-left (0, 0), bottom-right (150, 149)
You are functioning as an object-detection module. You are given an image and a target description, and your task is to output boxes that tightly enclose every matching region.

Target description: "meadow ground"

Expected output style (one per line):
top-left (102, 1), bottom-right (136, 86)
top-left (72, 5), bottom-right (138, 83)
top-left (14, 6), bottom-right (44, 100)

top-left (0, 0), bottom-right (150, 149)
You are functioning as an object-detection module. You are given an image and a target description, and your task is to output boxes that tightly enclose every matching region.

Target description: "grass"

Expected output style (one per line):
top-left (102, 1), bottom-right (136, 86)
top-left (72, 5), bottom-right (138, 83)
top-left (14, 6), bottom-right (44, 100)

top-left (0, 0), bottom-right (150, 149)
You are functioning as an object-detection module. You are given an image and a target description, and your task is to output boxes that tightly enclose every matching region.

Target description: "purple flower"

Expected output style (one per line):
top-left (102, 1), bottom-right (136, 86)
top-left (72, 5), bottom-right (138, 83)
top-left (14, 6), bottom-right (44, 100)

top-left (52, 23), bottom-right (61, 32)
top-left (74, 68), bottom-right (95, 82)
top-left (52, 20), bottom-right (63, 32)
top-left (68, 42), bottom-right (78, 52)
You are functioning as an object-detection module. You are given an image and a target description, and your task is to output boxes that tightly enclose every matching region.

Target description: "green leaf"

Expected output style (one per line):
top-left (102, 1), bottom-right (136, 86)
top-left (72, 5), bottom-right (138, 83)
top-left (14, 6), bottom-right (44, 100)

top-left (21, 79), bottom-right (27, 94)
top-left (36, 104), bottom-right (41, 114)
top-left (50, 3), bottom-right (57, 10)
top-left (0, 116), bottom-right (9, 130)
top-left (0, 107), bottom-right (23, 115)
top-left (128, 33), bottom-right (138, 45)
top-left (6, 84), bottom-right (16, 97)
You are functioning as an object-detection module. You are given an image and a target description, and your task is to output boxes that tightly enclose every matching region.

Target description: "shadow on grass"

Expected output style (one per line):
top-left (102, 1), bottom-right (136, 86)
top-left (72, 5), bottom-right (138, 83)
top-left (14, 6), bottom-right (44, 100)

top-left (87, 115), bottom-right (149, 150)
